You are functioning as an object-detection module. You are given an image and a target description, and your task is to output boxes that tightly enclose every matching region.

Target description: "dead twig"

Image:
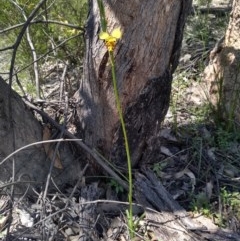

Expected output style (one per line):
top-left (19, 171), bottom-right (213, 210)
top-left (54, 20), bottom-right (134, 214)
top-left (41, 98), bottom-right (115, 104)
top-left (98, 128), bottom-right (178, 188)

top-left (0, 20), bottom-right (84, 35)
top-left (2, 34), bottom-right (81, 81)
top-left (10, 0), bottom-right (41, 99)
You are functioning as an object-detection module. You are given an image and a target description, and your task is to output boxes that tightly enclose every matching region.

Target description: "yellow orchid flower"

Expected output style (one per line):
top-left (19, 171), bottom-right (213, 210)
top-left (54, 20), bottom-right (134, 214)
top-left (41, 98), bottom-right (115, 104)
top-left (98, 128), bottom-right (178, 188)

top-left (99, 28), bottom-right (122, 52)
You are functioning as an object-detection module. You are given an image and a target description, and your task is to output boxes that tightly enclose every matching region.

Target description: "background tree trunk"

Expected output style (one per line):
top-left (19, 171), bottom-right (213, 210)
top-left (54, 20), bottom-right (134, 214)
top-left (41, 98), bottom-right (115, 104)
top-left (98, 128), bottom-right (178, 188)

top-left (204, 0), bottom-right (240, 127)
top-left (75, 0), bottom-right (192, 171)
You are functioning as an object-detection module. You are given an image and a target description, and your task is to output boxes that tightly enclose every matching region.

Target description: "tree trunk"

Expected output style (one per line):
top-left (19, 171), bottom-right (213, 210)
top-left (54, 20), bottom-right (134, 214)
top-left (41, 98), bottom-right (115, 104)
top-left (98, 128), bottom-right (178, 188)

top-left (0, 77), bottom-right (80, 194)
top-left (204, 0), bottom-right (240, 127)
top-left (75, 0), bottom-right (192, 171)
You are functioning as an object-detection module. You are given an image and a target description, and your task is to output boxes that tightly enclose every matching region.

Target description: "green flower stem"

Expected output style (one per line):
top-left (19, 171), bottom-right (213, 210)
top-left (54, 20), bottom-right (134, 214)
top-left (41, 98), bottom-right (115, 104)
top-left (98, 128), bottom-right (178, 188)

top-left (109, 51), bottom-right (134, 238)
top-left (97, 0), bottom-right (107, 32)
top-left (96, 0), bottom-right (134, 238)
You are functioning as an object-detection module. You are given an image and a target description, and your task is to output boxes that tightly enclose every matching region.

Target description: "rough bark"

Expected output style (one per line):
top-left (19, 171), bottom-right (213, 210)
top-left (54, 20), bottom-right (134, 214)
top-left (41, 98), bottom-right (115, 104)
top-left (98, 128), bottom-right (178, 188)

top-left (204, 0), bottom-right (240, 125)
top-left (0, 77), bottom-right (80, 194)
top-left (74, 0), bottom-right (192, 171)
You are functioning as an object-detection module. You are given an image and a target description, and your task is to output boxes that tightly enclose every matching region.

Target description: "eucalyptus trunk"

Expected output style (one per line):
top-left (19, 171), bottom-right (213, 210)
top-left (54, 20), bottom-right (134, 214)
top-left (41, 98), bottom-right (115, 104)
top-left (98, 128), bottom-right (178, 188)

top-left (75, 0), bottom-right (192, 171)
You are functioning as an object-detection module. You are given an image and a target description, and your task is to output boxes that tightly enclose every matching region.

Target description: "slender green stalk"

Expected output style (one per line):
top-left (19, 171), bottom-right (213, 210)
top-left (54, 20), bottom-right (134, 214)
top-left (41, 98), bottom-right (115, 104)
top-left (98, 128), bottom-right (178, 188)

top-left (96, 0), bottom-right (134, 238)
top-left (97, 0), bottom-right (107, 32)
top-left (109, 52), bottom-right (134, 238)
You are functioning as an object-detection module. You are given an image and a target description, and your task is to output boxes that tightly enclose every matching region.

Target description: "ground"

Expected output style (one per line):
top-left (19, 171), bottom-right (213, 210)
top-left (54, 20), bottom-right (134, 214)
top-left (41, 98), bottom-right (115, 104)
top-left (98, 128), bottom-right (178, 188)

top-left (162, 0), bottom-right (240, 232)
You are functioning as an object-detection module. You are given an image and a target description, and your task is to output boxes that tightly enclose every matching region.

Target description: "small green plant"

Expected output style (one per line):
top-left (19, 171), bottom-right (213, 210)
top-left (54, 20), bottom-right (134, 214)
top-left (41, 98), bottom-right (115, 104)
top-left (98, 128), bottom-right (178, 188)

top-left (221, 187), bottom-right (240, 214)
top-left (216, 187), bottom-right (240, 227)
top-left (215, 127), bottom-right (232, 149)
top-left (109, 179), bottom-right (124, 194)
top-left (171, 73), bottom-right (189, 131)
top-left (152, 161), bottom-right (168, 177)
top-left (215, 126), bottom-right (240, 150)
top-left (190, 192), bottom-right (211, 216)
top-left (97, 1), bottom-right (134, 238)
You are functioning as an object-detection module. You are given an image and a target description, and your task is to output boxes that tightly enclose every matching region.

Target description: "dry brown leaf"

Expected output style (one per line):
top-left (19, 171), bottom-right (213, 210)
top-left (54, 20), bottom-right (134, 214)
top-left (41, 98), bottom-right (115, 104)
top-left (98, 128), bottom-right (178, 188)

top-left (159, 128), bottom-right (178, 142)
top-left (160, 146), bottom-right (174, 156)
top-left (0, 216), bottom-right (7, 231)
top-left (223, 163), bottom-right (239, 178)
top-left (43, 125), bottom-right (63, 169)
top-left (68, 235), bottom-right (80, 241)
top-left (207, 147), bottom-right (216, 161)
top-left (174, 168), bottom-right (196, 191)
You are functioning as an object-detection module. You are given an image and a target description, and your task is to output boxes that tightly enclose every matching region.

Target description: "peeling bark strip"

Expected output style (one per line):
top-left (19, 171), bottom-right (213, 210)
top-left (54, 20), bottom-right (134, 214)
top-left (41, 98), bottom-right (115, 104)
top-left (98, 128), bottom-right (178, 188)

top-left (75, 0), bottom-right (192, 171)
